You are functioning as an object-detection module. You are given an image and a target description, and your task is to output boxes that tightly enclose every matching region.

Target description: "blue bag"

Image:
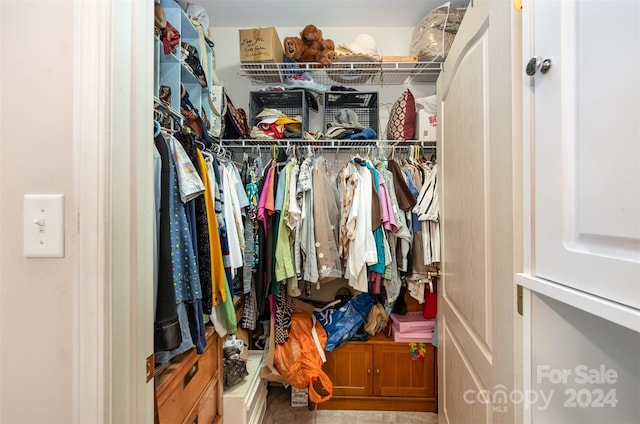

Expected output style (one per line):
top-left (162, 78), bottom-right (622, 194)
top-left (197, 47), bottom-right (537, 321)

top-left (314, 293), bottom-right (377, 352)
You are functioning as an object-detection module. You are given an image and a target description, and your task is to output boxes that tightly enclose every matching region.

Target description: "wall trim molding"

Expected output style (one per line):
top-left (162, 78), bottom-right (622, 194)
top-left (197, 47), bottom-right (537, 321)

top-left (72, 0), bottom-right (154, 422)
top-left (72, 1), bottom-right (112, 422)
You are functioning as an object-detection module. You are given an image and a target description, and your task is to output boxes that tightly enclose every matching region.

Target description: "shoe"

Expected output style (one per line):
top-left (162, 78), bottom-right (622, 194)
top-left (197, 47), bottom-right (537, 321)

top-left (159, 85), bottom-right (171, 108)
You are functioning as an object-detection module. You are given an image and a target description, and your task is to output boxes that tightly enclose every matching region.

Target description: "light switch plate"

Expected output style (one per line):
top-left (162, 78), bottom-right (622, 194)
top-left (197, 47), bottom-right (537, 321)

top-left (23, 194), bottom-right (65, 258)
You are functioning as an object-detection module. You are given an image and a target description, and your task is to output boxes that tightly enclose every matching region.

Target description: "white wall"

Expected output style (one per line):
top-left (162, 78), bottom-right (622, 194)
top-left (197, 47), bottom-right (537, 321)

top-left (530, 294), bottom-right (640, 423)
top-left (0, 1), bottom-right (75, 422)
top-left (1, 1), bottom-right (155, 422)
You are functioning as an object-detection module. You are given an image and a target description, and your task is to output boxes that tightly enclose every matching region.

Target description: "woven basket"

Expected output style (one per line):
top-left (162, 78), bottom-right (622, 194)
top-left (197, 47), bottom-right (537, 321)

top-left (325, 55), bottom-right (381, 84)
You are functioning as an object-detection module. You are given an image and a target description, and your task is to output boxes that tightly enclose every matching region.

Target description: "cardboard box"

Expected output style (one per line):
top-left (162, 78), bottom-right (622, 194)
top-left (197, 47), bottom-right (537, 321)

top-left (239, 27), bottom-right (284, 63)
top-left (416, 109), bottom-right (437, 142)
top-left (392, 322), bottom-right (433, 343)
top-left (382, 55), bottom-right (418, 62)
top-left (390, 311), bottom-right (435, 333)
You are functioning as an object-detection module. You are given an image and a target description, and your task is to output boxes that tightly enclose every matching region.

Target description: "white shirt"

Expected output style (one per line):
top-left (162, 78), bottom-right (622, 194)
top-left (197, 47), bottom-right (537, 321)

top-left (345, 164), bottom-right (378, 292)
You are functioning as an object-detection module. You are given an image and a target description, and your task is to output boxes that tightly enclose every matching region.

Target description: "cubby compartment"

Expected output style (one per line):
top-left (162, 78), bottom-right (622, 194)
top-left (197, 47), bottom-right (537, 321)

top-left (249, 90), bottom-right (310, 136)
top-left (324, 91), bottom-right (379, 138)
top-left (156, 0), bottom-right (218, 137)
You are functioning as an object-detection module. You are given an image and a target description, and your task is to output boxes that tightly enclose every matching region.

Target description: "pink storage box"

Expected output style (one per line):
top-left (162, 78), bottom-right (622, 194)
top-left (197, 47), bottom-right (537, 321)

top-left (392, 322), bottom-right (433, 343)
top-left (390, 311), bottom-right (435, 333)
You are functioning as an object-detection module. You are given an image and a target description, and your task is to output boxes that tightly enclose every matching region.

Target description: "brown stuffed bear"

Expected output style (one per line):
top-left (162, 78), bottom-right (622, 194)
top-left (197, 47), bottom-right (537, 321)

top-left (321, 39), bottom-right (335, 51)
top-left (283, 36), bottom-right (303, 61)
top-left (283, 24), bottom-right (336, 66)
top-left (300, 24), bottom-right (323, 43)
top-left (316, 48), bottom-right (337, 66)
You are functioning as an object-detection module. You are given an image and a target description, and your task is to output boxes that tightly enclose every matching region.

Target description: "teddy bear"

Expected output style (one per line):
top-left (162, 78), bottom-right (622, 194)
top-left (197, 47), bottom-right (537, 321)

top-left (283, 24), bottom-right (337, 66)
top-left (283, 36), bottom-right (303, 61)
top-left (300, 24), bottom-right (323, 43)
top-left (316, 48), bottom-right (337, 66)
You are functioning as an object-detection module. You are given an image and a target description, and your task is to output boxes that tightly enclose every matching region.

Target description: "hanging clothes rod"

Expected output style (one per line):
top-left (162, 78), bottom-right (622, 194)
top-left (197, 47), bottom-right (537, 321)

top-left (153, 97), bottom-right (182, 119)
top-left (222, 140), bottom-right (437, 149)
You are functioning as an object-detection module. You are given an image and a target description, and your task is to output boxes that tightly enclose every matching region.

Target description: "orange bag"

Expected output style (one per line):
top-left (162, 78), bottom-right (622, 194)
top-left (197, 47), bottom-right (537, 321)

top-left (274, 309), bottom-right (333, 403)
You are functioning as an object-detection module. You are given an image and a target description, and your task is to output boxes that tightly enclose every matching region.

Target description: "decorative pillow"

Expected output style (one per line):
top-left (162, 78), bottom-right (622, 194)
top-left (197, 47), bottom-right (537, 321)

top-left (387, 88), bottom-right (416, 140)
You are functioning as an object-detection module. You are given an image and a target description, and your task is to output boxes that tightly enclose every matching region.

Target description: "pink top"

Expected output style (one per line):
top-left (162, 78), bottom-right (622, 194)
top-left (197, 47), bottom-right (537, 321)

top-left (377, 172), bottom-right (398, 232)
top-left (257, 164), bottom-right (275, 229)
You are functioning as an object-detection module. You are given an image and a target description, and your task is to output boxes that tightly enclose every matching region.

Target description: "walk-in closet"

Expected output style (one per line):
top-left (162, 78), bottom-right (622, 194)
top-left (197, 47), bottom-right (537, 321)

top-left (2, 1), bottom-right (638, 423)
top-left (149, 1), bottom-right (640, 424)
top-left (151, 0), bottom-right (460, 422)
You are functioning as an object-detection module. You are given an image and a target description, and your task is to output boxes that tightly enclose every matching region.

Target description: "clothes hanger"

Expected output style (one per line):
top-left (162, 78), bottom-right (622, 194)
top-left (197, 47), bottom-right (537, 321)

top-left (153, 120), bottom-right (161, 138)
top-left (201, 150), bottom-right (214, 161)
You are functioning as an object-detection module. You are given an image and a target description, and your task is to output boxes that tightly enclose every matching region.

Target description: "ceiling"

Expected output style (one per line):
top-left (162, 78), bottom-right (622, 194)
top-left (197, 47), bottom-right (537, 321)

top-left (196, 0), bottom-right (470, 28)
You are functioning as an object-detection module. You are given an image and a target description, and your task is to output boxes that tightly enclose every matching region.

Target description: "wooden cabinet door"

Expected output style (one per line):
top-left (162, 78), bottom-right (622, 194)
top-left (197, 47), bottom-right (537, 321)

top-left (373, 344), bottom-right (435, 398)
top-left (323, 344), bottom-right (373, 397)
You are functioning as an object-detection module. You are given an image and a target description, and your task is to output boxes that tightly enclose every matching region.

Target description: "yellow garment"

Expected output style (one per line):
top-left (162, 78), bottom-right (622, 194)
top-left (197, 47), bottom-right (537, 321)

top-left (196, 149), bottom-right (226, 305)
top-left (274, 160), bottom-right (296, 283)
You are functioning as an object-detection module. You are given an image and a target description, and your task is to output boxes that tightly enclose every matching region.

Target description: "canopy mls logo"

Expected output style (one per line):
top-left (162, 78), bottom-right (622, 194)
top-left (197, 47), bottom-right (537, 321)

top-left (463, 385), bottom-right (554, 412)
top-left (463, 364), bottom-right (620, 412)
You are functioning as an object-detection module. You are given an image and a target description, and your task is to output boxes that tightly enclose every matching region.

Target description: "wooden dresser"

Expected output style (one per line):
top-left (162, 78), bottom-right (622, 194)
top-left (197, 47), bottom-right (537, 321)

top-left (316, 332), bottom-right (437, 412)
top-left (155, 325), bottom-right (223, 424)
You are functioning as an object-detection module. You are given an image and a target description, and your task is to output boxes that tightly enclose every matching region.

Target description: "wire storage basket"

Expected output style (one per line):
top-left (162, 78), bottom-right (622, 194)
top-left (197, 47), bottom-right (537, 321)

top-left (249, 90), bottom-right (309, 137)
top-left (323, 91), bottom-right (379, 137)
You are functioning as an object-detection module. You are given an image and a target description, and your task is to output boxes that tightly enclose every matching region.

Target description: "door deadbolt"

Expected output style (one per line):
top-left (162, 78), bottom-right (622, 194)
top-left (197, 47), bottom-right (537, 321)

top-left (526, 57), bottom-right (552, 76)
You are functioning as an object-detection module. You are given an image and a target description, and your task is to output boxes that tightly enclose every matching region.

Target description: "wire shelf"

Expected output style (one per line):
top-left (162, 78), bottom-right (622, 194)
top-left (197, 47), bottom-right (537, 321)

top-left (222, 139), bottom-right (436, 150)
top-left (239, 61), bottom-right (444, 86)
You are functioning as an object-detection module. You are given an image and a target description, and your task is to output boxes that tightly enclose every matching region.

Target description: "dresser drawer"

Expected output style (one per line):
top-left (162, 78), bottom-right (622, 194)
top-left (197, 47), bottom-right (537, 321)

top-left (157, 333), bottom-right (220, 424)
top-left (183, 378), bottom-right (216, 424)
top-left (247, 381), bottom-right (267, 424)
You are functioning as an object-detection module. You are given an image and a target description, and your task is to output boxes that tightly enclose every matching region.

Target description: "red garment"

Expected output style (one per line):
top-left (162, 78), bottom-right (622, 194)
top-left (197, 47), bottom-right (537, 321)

top-left (161, 22), bottom-right (180, 54)
top-left (423, 280), bottom-right (437, 319)
top-left (257, 123), bottom-right (285, 139)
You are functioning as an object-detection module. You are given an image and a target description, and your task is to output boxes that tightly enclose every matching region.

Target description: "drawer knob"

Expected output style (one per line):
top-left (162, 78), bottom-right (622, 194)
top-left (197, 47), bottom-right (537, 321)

top-left (376, 368), bottom-right (380, 374)
top-left (184, 362), bottom-right (199, 388)
top-left (367, 368), bottom-right (371, 375)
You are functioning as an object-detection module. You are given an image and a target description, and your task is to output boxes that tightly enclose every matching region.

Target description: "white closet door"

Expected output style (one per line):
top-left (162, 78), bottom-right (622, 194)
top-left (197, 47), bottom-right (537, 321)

top-left (527, 0), bottom-right (640, 311)
top-left (436, 0), bottom-right (518, 422)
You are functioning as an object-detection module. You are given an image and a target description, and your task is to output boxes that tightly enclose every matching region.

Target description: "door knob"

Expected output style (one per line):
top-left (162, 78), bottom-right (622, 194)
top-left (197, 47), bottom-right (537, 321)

top-left (526, 57), bottom-right (552, 76)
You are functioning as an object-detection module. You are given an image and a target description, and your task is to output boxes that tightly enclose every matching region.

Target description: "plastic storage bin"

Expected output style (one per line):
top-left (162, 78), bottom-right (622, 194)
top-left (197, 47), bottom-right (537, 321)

top-left (249, 90), bottom-right (309, 136)
top-left (323, 91), bottom-right (379, 137)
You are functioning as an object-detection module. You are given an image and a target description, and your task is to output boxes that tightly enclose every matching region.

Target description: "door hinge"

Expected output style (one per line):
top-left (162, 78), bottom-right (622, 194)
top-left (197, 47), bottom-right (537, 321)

top-left (517, 284), bottom-right (523, 316)
top-left (146, 354), bottom-right (155, 383)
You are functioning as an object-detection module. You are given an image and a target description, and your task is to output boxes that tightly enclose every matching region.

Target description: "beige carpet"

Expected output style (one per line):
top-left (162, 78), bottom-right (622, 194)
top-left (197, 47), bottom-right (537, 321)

top-left (262, 385), bottom-right (438, 424)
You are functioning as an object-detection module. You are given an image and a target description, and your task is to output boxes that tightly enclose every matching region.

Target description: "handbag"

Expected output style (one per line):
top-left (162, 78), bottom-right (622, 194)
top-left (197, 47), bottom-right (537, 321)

top-left (189, 15), bottom-right (226, 139)
top-left (154, 3), bottom-right (166, 36)
top-left (182, 43), bottom-right (207, 88)
top-left (160, 21), bottom-right (180, 54)
top-left (180, 84), bottom-right (202, 137)
top-left (223, 94), bottom-right (250, 139)
top-left (314, 293), bottom-right (377, 352)
top-left (180, 83), bottom-right (214, 147)
top-left (423, 280), bottom-right (437, 319)
top-left (208, 85), bottom-right (226, 139)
